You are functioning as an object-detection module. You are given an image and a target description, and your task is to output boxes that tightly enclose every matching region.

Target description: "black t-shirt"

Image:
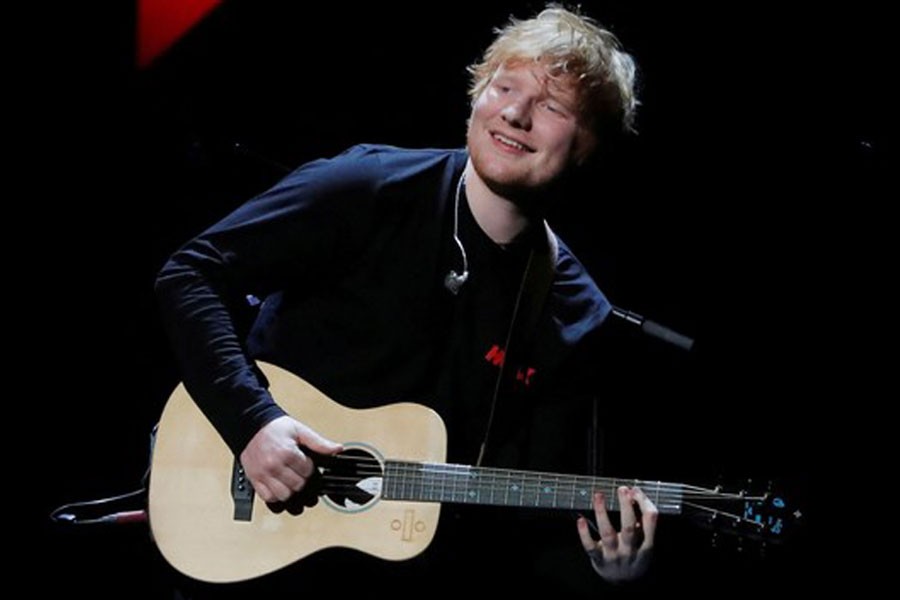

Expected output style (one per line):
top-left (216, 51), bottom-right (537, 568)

top-left (157, 144), bottom-right (611, 464)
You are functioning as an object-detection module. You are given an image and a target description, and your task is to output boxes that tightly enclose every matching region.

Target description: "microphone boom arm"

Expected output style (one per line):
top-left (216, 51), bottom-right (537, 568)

top-left (610, 305), bottom-right (695, 351)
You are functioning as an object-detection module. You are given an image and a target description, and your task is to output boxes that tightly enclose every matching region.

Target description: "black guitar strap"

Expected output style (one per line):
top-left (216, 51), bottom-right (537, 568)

top-left (476, 221), bottom-right (559, 466)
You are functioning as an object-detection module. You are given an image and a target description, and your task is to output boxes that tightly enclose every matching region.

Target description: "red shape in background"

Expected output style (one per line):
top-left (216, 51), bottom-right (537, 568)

top-left (137, 0), bottom-right (222, 68)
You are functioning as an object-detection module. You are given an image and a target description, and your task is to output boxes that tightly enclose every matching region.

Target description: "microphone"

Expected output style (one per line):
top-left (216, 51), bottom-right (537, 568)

top-left (444, 269), bottom-right (468, 295)
top-left (610, 305), bottom-right (695, 351)
top-left (445, 172), bottom-right (469, 295)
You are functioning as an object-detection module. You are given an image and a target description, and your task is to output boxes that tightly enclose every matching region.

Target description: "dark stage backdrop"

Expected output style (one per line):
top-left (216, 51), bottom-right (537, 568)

top-left (35, 1), bottom-right (887, 597)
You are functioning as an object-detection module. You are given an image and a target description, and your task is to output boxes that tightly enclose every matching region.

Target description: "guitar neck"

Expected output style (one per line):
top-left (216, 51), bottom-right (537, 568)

top-left (382, 461), bottom-right (684, 515)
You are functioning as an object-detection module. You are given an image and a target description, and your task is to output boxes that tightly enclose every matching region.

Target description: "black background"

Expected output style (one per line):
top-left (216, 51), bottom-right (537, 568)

top-left (34, 1), bottom-right (889, 596)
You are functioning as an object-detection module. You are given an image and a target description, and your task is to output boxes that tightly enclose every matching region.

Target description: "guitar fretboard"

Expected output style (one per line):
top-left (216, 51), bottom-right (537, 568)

top-left (382, 461), bottom-right (684, 514)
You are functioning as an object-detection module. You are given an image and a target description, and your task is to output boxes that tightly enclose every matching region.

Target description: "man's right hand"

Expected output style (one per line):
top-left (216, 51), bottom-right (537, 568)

top-left (239, 415), bottom-right (343, 503)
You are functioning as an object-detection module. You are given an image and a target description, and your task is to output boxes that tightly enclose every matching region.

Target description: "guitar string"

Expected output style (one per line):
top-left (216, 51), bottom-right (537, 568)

top-left (319, 471), bottom-right (757, 499)
top-left (316, 481), bottom-right (756, 526)
top-left (316, 480), bottom-right (690, 501)
top-left (317, 476), bottom-right (755, 502)
top-left (316, 487), bottom-right (728, 506)
top-left (322, 469), bottom-right (751, 492)
top-left (320, 485), bottom-right (684, 510)
top-left (317, 475), bottom-right (760, 523)
top-left (314, 460), bottom-right (761, 501)
top-left (329, 455), bottom-right (762, 500)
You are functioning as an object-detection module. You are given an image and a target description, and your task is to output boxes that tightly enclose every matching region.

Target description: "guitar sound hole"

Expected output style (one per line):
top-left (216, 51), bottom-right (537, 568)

top-left (319, 447), bottom-right (384, 512)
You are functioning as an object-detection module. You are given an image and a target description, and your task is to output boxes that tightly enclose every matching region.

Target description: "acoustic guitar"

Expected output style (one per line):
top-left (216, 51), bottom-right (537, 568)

top-left (148, 362), bottom-right (794, 583)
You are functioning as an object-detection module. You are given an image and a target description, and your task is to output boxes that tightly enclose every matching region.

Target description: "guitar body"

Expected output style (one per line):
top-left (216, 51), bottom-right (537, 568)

top-left (148, 362), bottom-right (447, 583)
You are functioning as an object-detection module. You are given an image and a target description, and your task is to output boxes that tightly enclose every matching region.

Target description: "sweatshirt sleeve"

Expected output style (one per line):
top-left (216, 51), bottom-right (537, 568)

top-left (154, 145), bottom-right (383, 455)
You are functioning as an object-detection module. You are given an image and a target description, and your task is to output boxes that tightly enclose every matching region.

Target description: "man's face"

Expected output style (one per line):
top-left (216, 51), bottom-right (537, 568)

top-left (467, 61), bottom-right (596, 197)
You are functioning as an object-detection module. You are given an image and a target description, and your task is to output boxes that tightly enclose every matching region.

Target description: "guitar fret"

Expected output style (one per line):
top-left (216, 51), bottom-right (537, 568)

top-left (401, 462), bottom-right (410, 500)
top-left (407, 463), bottom-right (414, 499)
top-left (385, 463), bottom-right (394, 499)
top-left (463, 468), bottom-right (473, 503)
top-left (487, 470), bottom-right (496, 505)
top-left (443, 467), bottom-right (451, 503)
top-left (423, 466), bottom-right (432, 502)
top-left (451, 465), bottom-right (462, 503)
top-left (558, 476), bottom-right (569, 510)
top-left (414, 465), bottom-right (422, 501)
top-left (472, 470), bottom-right (482, 504)
top-left (583, 476), bottom-right (593, 509)
top-left (461, 468), bottom-right (471, 503)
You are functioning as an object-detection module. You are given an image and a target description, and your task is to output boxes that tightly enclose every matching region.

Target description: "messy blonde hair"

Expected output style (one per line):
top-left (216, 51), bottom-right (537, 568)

top-left (468, 5), bottom-right (638, 135)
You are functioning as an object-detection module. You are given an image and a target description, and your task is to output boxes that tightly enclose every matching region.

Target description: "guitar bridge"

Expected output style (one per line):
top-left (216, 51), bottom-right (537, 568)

top-left (231, 459), bottom-right (254, 521)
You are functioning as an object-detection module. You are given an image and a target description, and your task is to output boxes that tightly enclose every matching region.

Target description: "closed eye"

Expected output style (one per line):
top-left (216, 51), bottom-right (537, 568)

top-left (541, 101), bottom-right (570, 117)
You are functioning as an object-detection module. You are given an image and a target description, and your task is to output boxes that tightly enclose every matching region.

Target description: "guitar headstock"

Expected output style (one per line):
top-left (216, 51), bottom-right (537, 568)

top-left (680, 479), bottom-right (802, 550)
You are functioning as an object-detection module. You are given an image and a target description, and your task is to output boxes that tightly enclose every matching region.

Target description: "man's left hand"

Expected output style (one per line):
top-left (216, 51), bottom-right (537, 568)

top-left (577, 486), bottom-right (658, 583)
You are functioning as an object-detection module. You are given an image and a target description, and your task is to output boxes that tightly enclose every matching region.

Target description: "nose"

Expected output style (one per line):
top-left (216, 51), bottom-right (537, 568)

top-left (501, 98), bottom-right (532, 131)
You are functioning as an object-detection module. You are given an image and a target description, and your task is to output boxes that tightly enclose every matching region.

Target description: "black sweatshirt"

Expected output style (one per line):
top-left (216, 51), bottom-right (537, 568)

top-left (155, 144), bottom-right (610, 465)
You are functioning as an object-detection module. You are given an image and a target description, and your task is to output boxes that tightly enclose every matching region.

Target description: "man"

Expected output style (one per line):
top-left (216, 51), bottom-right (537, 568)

top-left (156, 5), bottom-right (655, 594)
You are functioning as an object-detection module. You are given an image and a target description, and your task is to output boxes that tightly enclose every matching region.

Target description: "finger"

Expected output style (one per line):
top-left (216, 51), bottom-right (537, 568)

top-left (264, 476), bottom-right (296, 503)
top-left (254, 475), bottom-right (293, 503)
top-left (253, 479), bottom-right (276, 503)
top-left (632, 487), bottom-right (659, 550)
top-left (576, 516), bottom-right (597, 552)
top-left (276, 459), bottom-right (308, 492)
top-left (267, 444), bottom-right (315, 486)
top-left (618, 486), bottom-right (637, 552)
top-left (294, 422), bottom-right (343, 455)
top-left (592, 491), bottom-right (618, 553)
top-left (577, 517), bottom-right (608, 575)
